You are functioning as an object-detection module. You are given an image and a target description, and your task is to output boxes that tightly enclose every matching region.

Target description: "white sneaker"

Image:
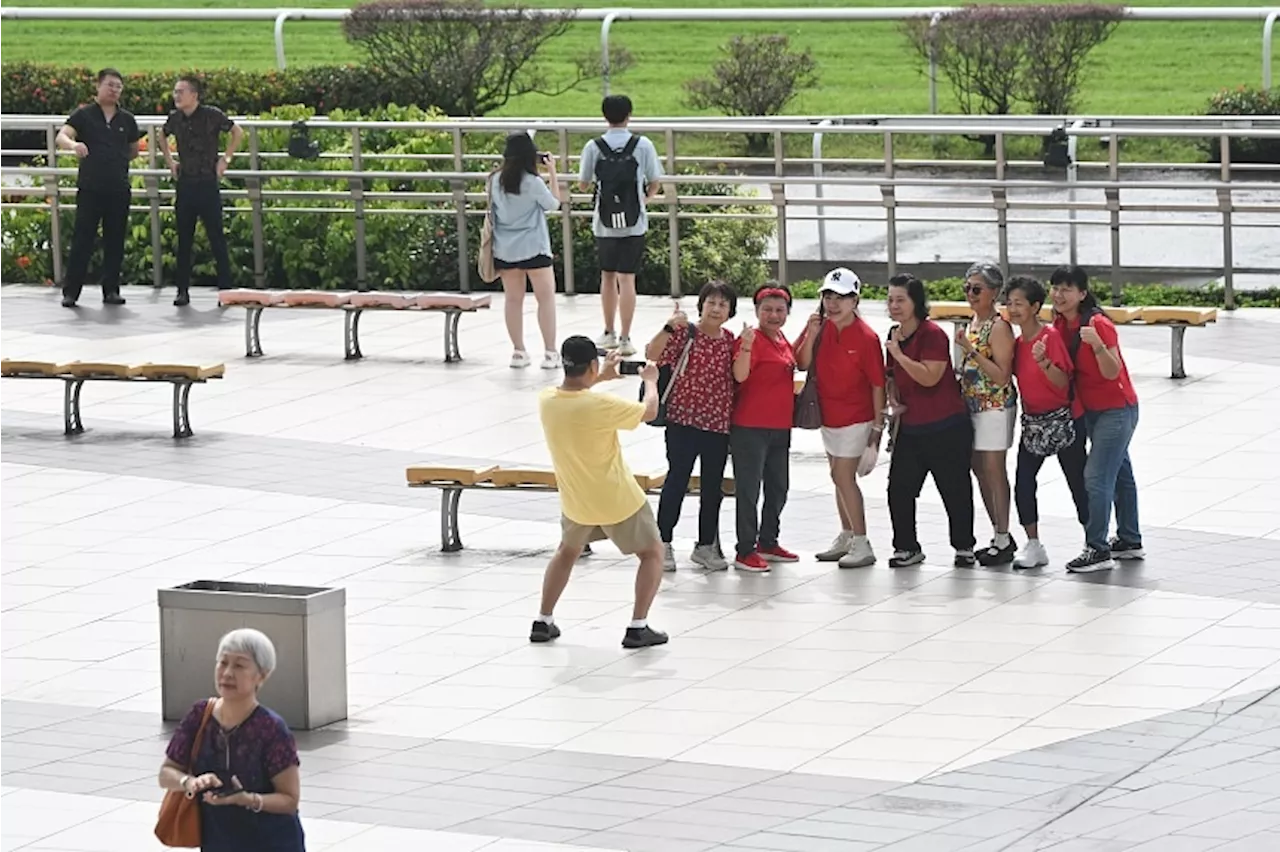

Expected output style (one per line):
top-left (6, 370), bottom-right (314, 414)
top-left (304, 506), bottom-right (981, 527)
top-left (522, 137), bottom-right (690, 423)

top-left (541, 351), bottom-right (561, 370)
top-left (1013, 539), bottom-right (1049, 569)
top-left (510, 350), bottom-right (531, 369)
top-left (662, 542), bottom-right (677, 572)
top-left (618, 336), bottom-right (637, 357)
top-left (816, 532), bottom-right (853, 562)
top-left (838, 537), bottom-right (876, 569)
top-left (597, 330), bottom-right (619, 350)
top-left (690, 544), bottom-right (729, 572)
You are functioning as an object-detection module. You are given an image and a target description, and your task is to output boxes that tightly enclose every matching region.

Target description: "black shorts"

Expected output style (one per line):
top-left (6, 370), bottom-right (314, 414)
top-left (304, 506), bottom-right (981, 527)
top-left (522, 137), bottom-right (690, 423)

top-left (494, 254), bottom-right (553, 271)
top-left (596, 236), bottom-right (646, 274)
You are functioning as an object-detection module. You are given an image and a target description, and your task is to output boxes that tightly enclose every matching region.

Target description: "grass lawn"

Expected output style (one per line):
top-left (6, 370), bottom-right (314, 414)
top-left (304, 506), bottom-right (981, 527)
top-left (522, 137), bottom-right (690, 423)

top-left (2, 0), bottom-right (1273, 163)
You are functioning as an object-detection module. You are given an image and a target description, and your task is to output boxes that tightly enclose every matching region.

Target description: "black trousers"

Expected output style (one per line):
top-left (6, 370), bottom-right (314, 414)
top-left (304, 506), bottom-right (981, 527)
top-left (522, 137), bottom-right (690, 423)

top-left (63, 186), bottom-right (130, 300)
top-left (657, 423), bottom-right (730, 546)
top-left (888, 421), bottom-right (977, 553)
top-left (1014, 417), bottom-right (1089, 528)
top-left (729, 426), bottom-right (790, 556)
top-left (174, 178), bottom-right (232, 291)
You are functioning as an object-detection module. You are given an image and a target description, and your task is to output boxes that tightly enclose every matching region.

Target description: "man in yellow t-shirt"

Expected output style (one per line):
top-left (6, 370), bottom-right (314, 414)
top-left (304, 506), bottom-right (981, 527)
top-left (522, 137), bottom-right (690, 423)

top-left (534, 335), bottom-right (668, 649)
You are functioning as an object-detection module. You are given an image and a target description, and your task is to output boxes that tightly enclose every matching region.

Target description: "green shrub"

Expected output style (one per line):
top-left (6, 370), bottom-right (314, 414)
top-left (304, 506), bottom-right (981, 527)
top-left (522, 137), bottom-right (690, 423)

top-left (786, 277), bottom-right (1280, 308)
top-left (1, 106), bottom-right (774, 295)
top-left (1202, 86), bottom-right (1280, 165)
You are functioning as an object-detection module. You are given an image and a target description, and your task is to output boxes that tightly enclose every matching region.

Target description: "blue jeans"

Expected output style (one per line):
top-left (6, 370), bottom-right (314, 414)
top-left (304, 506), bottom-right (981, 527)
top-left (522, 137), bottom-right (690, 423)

top-left (1084, 405), bottom-right (1141, 552)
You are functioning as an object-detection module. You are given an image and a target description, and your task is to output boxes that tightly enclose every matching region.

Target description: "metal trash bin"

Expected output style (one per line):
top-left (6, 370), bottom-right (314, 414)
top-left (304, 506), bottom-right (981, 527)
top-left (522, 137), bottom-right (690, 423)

top-left (159, 581), bottom-right (347, 730)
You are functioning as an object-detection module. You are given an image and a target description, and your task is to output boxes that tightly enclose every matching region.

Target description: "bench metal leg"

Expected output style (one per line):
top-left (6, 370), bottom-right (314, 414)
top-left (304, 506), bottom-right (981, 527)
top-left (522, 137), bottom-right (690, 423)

top-left (440, 487), bottom-right (464, 552)
top-left (344, 308), bottom-right (364, 361)
top-left (1170, 325), bottom-right (1188, 379)
top-left (245, 307), bottom-right (264, 358)
top-left (172, 381), bottom-right (194, 439)
top-left (443, 309), bottom-right (463, 363)
top-left (62, 378), bottom-right (85, 435)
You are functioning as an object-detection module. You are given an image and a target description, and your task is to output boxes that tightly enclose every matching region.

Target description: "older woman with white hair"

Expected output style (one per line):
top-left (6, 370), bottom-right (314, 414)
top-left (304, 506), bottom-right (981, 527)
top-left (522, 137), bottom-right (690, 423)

top-left (158, 628), bottom-right (305, 851)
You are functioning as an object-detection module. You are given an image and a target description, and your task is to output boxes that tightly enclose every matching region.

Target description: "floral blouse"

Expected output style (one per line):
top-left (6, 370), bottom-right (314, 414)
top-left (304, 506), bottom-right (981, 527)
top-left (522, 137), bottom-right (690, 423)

top-left (960, 314), bottom-right (1017, 414)
top-left (658, 324), bottom-right (736, 434)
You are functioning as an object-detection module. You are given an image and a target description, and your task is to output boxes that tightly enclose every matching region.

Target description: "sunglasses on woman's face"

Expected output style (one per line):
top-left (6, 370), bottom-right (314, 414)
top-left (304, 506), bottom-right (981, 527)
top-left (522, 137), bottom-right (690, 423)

top-left (965, 285), bottom-right (987, 296)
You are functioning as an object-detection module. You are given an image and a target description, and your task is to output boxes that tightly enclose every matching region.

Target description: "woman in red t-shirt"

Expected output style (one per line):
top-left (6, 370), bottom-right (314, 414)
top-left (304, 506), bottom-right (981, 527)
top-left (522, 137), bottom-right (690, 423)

top-left (729, 284), bottom-right (798, 573)
top-left (1051, 266), bottom-right (1143, 574)
top-left (884, 274), bottom-right (976, 568)
top-left (645, 281), bottom-right (737, 572)
top-left (1005, 276), bottom-right (1088, 570)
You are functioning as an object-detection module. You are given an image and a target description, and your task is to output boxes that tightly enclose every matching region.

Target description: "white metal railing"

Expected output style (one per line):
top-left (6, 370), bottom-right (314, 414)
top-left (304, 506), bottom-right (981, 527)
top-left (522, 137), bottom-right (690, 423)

top-left (2, 6), bottom-right (1277, 94)
top-left (2, 115), bottom-right (1278, 307)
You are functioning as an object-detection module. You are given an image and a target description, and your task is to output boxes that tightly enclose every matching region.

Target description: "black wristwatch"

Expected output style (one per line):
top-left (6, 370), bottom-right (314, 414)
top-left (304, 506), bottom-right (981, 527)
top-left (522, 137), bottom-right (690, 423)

top-left (662, 323), bottom-right (676, 334)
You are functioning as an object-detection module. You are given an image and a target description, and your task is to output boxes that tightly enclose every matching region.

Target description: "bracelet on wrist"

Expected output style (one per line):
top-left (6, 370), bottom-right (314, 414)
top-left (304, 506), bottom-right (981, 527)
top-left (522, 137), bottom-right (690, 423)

top-left (252, 793), bottom-right (264, 813)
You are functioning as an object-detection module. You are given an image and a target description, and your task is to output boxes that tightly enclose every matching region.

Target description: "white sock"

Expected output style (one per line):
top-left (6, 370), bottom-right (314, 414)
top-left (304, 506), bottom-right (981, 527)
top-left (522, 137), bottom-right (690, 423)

top-left (849, 534), bottom-right (867, 545)
top-left (629, 619), bottom-right (647, 629)
top-left (995, 532), bottom-right (1012, 548)
top-left (537, 614), bottom-right (554, 625)
top-left (1027, 538), bottom-right (1040, 545)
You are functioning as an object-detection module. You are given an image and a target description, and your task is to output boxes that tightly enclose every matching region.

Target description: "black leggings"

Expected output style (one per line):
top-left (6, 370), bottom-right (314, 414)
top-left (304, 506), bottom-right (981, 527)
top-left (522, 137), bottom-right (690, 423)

top-left (888, 421), bottom-right (976, 553)
top-left (657, 423), bottom-right (730, 546)
top-left (1014, 417), bottom-right (1089, 528)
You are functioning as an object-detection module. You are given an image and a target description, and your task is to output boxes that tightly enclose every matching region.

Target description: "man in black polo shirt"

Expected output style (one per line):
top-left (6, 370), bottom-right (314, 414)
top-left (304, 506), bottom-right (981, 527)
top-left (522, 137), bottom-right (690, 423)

top-left (56, 67), bottom-right (141, 308)
top-left (159, 75), bottom-right (243, 306)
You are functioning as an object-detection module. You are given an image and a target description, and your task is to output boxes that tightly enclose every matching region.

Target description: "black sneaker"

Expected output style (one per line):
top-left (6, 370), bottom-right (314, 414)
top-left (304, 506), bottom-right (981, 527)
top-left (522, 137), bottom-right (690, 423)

top-left (529, 620), bottom-right (561, 643)
top-left (61, 297), bottom-right (77, 308)
top-left (889, 549), bottom-right (925, 568)
top-left (103, 294), bottom-right (126, 305)
top-left (977, 538), bottom-right (1017, 567)
top-left (1109, 538), bottom-right (1146, 560)
top-left (622, 626), bottom-right (668, 649)
top-left (954, 550), bottom-right (976, 568)
top-left (173, 290), bottom-right (190, 307)
top-left (1066, 548), bottom-right (1115, 573)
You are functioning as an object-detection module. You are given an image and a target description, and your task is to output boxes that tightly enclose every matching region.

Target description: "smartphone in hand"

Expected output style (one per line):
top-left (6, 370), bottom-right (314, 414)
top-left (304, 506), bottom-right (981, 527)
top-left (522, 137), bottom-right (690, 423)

top-left (619, 361), bottom-right (644, 376)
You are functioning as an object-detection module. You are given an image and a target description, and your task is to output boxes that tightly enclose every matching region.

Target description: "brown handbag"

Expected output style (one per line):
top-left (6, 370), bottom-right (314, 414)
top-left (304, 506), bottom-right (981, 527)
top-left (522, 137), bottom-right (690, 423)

top-left (155, 698), bottom-right (216, 848)
top-left (793, 322), bottom-right (824, 430)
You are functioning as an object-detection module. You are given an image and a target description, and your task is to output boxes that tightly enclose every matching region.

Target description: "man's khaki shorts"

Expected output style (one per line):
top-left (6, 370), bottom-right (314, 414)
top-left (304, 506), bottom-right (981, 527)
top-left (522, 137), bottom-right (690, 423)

top-left (561, 503), bottom-right (661, 555)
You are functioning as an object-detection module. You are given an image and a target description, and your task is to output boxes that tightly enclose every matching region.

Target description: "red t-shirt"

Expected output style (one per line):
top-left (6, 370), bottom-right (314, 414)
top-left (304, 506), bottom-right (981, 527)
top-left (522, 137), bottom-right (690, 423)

top-left (732, 331), bottom-right (796, 429)
top-left (1053, 313), bottom-right (1138, 412)
top-left (1015, 325), bottom-right (1080, 417)
top-left (886, 320), bottom-right (967, 430)
top-left (659, 325), bottom-right (736, 434)
top-left (796, 317), bottom-right (885, 428)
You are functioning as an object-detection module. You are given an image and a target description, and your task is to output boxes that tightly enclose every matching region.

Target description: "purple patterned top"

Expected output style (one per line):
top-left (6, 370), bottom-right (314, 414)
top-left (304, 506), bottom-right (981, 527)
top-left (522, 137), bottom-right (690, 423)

top-left (166, 699), bottom-right (305, 851)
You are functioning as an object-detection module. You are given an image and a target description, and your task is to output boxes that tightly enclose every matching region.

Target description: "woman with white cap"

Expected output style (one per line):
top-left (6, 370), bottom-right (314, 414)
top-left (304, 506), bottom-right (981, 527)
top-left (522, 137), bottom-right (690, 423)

top-left (795, 267), bottom-right (886, 568)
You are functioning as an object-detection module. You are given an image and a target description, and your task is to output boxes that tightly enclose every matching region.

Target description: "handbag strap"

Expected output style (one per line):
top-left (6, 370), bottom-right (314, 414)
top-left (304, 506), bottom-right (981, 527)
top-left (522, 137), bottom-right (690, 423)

top-left (806, 320), bottom-right (826, 391)
top-left (660, 324), bottom-right (697, 405)
top-left (186, 698), bottom-right (217, 773)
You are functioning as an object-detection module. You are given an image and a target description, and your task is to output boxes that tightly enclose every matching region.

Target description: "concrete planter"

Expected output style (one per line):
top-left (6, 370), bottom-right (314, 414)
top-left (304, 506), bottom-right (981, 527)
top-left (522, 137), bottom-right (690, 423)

top-left (159, 581), bottom-right (347, 730)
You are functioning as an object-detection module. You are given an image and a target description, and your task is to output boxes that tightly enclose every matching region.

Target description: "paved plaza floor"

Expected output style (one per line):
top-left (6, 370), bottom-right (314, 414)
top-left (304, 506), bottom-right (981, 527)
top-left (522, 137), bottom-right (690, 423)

top-left (2, 283), bottom-right (1279, 851)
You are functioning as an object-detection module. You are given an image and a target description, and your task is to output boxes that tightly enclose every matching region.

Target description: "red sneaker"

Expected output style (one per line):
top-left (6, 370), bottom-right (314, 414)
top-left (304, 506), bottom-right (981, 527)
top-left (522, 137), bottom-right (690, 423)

top-left (758, 545), bottom-right (799, 563)
top-left (734, 552), bottom-right (771, 573)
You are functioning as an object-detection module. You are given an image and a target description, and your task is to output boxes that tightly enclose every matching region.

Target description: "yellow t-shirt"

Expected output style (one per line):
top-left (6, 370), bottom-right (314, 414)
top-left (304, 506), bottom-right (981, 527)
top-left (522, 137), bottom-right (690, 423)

top-left (539, 386), bottom-right (648, 526)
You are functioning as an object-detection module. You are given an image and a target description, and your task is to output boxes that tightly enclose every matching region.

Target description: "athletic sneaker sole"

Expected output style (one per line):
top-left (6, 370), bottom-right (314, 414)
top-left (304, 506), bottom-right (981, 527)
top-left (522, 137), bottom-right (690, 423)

top-left (1067, 559), bottom-right (1115, 573)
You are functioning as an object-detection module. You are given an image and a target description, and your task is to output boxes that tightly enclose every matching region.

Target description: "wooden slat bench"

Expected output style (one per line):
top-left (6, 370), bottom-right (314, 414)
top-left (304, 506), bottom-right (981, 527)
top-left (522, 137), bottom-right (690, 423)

top-left (929, 302), bottom-right (1217, 379)
top-left (406, 465), bottom-right (737, 552)
top-left (217, 290), bottom-right (492, 363)
top-left (1, 360), bottom-right (225, 438)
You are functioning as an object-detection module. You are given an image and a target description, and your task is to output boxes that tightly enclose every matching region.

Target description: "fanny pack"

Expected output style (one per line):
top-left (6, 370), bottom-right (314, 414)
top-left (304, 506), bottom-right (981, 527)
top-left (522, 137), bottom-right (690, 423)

top-left (1020, 406), bottom-right (1076, 456)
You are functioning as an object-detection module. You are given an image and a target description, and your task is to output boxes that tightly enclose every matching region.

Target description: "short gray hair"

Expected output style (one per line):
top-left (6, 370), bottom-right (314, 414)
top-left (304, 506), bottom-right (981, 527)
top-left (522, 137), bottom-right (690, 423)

top-left (216, 628), bottom-right (277, 677)
top-left (966, 261), bottom-right (1004, 290)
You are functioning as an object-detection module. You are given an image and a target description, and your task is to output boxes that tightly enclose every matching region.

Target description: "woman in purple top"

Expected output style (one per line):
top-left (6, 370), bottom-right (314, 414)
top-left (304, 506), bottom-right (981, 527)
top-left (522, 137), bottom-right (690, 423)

top-left (158, 628), bottom-right (305, 851)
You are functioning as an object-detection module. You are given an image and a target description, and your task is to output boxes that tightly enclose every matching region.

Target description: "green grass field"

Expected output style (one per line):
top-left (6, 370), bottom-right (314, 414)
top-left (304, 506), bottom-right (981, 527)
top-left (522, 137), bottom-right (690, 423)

top-left (2, 0), bottom-right (1274, 119)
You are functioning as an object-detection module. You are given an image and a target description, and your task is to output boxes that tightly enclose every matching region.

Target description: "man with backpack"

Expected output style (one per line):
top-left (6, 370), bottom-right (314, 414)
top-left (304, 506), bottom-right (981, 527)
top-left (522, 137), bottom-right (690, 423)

top-left (578, 95), bottom-right (664, 357)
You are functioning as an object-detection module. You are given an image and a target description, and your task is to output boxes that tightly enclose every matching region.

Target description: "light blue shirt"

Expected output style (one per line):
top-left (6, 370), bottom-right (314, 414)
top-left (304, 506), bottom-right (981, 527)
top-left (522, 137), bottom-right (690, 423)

top-left (490, 171), bottom-right (559, 262)
top-left (578, 128), bottom-right (663, 238)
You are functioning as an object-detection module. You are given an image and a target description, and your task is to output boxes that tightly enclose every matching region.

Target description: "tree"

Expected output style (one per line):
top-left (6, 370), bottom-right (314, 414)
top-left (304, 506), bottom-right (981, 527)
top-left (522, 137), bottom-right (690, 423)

top-left (684, 35), bottom-right (818, 154)
top-left (902, 4), bottom-right (1123, 148)
top-left (343, 0), bottom-right (629, 116)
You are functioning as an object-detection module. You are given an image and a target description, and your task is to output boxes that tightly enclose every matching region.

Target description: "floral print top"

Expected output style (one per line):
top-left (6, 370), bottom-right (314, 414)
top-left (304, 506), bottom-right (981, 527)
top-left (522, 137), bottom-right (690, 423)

top-left (658, 324), bottom-right (736, 434)
top-left (960, 314), bottom-right (1017, 414)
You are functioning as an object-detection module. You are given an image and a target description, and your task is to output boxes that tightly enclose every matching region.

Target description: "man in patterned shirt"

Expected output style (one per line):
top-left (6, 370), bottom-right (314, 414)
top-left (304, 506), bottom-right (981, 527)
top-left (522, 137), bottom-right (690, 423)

top-left (159, 75), bottom-right (243, 306)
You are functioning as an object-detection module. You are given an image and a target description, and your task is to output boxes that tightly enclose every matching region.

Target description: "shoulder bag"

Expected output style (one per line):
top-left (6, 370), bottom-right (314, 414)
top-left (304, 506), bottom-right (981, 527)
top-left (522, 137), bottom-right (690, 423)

top-left (642, 324), bottom-right (696, 428)
top-left (155, 698), bottom-right (217, 848)
top-left (477, 173), bottom-right (498, 283)
top-left (793, 322), bottom-right (825, 430)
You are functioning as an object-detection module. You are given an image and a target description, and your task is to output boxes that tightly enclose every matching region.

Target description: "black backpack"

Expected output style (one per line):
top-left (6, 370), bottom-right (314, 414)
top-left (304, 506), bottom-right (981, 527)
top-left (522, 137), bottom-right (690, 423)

top-left (593, 135), bottom-right (642, 229)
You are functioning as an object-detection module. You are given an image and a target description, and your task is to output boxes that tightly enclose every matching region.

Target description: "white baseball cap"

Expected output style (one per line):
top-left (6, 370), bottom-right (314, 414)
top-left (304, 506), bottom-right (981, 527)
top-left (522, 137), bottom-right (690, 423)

top-left (820, 267), bottom-right (861, 297)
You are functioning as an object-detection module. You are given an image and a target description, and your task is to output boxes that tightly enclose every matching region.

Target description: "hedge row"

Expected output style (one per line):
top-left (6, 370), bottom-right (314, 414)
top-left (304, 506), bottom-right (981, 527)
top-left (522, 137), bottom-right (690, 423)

top-left (1, 105), bottom-right (775, 295)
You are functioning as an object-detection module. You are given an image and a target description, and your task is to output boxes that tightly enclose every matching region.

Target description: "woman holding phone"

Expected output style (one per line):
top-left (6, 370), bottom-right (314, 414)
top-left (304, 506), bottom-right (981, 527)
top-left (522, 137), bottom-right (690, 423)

top-left (491, 132), bottom-right (564, 370)
top-left (157, 629), bottom-right (304, 851)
